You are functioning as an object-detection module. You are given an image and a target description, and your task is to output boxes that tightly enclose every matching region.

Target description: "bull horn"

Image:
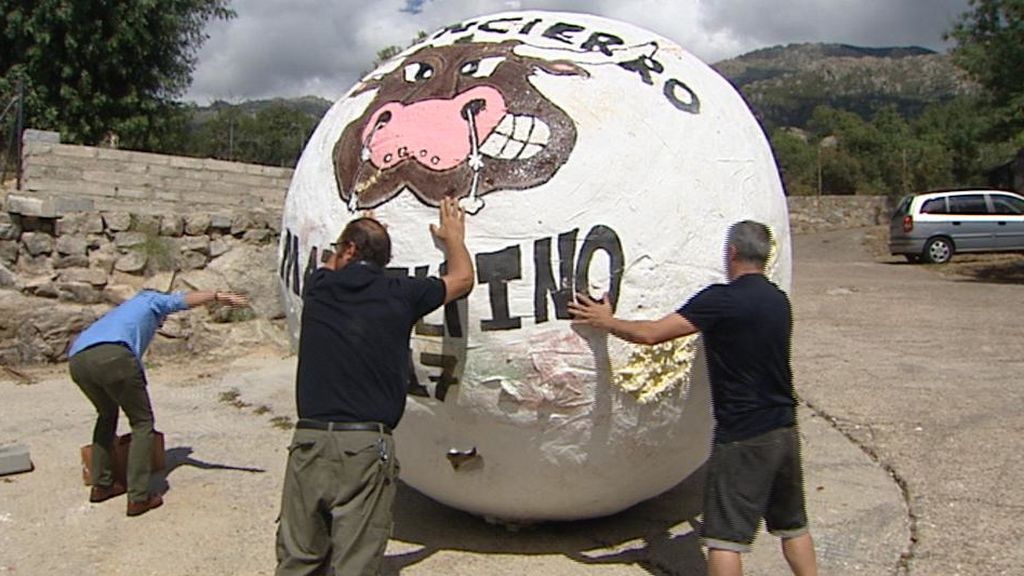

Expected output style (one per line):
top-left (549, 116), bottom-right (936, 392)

top-left (513, 41), bottom-right (658, 65)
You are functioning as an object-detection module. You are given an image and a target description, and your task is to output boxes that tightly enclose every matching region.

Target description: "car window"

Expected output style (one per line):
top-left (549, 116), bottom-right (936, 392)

top-left (947, 194), bottom-right (989, 215)
top-left (920, 198), bottom-right (947, 214)
top-left (991, 195), bottom-right (1024, 215)
top-left (891, 196), bottom-right (912, 218)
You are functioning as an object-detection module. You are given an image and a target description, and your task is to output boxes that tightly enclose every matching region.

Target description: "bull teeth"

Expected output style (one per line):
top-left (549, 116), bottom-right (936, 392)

top-left (480, 115), bottom-right (551, 160)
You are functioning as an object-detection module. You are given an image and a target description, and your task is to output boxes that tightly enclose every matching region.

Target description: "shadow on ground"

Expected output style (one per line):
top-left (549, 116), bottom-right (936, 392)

top-left (384, 464), bottom-right (709, 575)
top-left (947, 256), bottom-right (1024, 284)
top-left (151, 446), bottom-right (265, 495)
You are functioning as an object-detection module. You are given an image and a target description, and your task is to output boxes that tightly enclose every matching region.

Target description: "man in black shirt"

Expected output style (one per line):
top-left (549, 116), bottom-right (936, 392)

top-left (275, 197), bottom-right (474, 576)
top-left (569, 220), bottom-right (817, 576)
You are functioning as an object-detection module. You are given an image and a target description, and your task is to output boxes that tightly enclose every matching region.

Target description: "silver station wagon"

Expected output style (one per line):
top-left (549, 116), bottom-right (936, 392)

top-left (889, 189), bottom-right (1024, 263)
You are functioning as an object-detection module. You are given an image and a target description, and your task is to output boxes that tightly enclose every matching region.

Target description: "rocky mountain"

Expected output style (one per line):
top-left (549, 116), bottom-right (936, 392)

top-left (712, 43), bottom-right (978, 130)
top-left (188, 43), bottom-right (977, 138)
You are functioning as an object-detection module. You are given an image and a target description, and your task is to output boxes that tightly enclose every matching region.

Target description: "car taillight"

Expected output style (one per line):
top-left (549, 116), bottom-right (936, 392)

top-left (903, 215), bottom-right (913, 233)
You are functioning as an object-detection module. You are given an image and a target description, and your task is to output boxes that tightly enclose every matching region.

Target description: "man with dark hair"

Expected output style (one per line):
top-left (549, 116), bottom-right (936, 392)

top-left (275, 197), bottom-right (474, 576)
top-left (569, 220), bottom-right (818, 576)
top-left (70, 288), bottom-right (249, 517)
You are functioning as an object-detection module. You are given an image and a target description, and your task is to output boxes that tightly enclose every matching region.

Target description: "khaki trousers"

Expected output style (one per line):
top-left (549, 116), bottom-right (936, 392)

top-left (275, 427), bottom-right (399, 576)
top-left (69, 343), bottom-right (155, 503)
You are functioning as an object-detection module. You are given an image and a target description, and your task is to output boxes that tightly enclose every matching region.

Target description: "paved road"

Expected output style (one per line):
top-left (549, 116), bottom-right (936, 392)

top-left (5, 227), bottom-right (1016, 575)
top-left (791, 228), bottom-right (1024, 576)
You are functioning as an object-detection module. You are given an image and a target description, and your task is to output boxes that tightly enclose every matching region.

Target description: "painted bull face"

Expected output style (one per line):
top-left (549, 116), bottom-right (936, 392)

top-left (334, 40), bottom-right (587, 213)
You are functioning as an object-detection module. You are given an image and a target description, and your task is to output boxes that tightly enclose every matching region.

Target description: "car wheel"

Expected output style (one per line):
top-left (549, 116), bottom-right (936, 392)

top-left (923, 237), bottom-right (954, 264)
top-left (904, 254), bottom-right (921, 263)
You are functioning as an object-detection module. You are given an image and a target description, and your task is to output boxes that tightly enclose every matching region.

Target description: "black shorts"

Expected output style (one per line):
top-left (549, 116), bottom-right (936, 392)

top-left (701, 425), bottom-right (809, 552)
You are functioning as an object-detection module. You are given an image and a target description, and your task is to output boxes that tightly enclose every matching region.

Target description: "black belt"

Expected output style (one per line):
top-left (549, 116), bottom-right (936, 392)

top-left (296, 419), bottom-right (391, 435)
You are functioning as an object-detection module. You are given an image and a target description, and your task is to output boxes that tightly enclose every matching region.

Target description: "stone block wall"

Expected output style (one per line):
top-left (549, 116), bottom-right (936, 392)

top-left (16, 140), bottom-right (293, 217)
top-left (787, 195), bottom-right (895, 234)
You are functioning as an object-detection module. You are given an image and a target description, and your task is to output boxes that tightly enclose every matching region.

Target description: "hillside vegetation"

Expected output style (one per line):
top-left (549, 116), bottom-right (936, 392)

top-left (714, 43), bottom-right (977, 130)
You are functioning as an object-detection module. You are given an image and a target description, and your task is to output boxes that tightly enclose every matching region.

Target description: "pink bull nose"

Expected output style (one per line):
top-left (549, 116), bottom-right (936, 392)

top-left (361, 85), bottom-right (508, 172)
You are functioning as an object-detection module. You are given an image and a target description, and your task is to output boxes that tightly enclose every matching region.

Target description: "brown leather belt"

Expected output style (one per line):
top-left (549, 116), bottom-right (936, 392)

top-left (295, 419), bottom-right (391, 435)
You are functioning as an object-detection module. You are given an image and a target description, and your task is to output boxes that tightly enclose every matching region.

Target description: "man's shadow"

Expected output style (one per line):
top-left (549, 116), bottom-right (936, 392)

top-left (384, 464), bottom-right (709, 575)
top-left (150, 446), bottom-right (265, 495)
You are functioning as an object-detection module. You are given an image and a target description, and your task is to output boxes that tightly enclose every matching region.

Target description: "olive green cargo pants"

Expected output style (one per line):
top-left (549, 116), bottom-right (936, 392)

top-left (69, 343), bottom-right (155, 503)
top-left (275, 428), bottom-right (399, 576)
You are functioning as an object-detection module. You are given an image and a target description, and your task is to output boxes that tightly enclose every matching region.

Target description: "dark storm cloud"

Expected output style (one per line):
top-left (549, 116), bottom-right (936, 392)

top-left (185, 0), bottom-right (973, 103)
top-left (698, 0), bottom-right (971, 55)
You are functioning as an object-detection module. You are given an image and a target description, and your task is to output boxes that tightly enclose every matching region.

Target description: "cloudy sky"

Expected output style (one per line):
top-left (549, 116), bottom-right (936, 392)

top-left (186, 0), bottom-right (973, 103)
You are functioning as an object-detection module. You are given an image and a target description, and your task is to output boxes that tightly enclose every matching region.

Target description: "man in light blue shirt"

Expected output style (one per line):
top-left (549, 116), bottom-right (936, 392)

top-left (70, 289), bottom-right (247, 517)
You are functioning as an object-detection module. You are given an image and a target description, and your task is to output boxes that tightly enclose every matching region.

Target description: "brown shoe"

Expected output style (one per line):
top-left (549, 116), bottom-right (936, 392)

top-left (126, 494), bottom-right (163, 517)
top-left (89, 483), bottom-right (126, 503)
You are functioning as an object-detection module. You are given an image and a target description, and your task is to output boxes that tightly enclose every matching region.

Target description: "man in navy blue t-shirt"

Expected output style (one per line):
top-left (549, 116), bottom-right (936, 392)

top-left (275, 198), bottom-right (474, 576)
top-left (569, 220), bottom-right (818, 576)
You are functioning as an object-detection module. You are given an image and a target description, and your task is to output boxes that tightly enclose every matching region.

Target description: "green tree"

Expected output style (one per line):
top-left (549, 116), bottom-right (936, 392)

top-left (947, 0), bottom-right (1024, 139)
top-left (0, 0), bottom-right (234, 148)
top-left (807, 106), bottom-right (882, 194)
top-left (181, 101), bottom-right (319, 167)
top-left (769, 128), bottom-right (817, 195)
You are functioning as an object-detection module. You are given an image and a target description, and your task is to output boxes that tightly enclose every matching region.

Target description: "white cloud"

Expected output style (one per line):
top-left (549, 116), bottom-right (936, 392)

top-left (185, 0), bottom-right (971, 103)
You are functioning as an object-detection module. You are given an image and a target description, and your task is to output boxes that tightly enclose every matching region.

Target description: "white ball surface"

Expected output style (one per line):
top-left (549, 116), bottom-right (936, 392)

top-left (279, 10), bottom-right (791, 521)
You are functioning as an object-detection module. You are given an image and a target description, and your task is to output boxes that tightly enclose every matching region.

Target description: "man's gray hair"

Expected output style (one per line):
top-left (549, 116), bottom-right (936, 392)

top-left (727, 220), bottom-right (773, 266)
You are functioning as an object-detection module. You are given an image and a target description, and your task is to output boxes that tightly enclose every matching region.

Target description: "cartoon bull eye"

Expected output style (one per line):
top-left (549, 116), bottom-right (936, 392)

top-left (459, 56), bottom-right (505, 78)
top-left (403, 62), bottom-right (434, 82)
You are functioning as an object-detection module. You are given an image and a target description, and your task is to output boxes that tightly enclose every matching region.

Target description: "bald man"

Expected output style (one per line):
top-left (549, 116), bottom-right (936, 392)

top-left (275, 198), bottom-right (475, 576)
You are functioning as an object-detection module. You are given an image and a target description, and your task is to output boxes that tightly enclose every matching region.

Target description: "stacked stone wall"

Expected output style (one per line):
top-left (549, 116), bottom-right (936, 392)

top-left (787, 195), bottom-right (895, 234)
top-left (0, 208), bottom-right (284, 364)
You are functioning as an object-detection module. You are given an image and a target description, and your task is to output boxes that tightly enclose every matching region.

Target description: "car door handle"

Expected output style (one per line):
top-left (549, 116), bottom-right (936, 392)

top-left (952, 222), bottom-right (961, 226)
top-left (998, 222), bottom-right (1007, 226)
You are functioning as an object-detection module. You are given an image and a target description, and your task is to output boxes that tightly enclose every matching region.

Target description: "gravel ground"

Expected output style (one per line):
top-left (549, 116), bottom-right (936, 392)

top-left (5, 226), bottom-right (1016, 575)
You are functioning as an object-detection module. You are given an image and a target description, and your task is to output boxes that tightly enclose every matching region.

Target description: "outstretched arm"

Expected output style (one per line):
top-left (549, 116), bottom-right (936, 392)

top-left (430, 197), bottom-right (475, 304)
top-left (568, 293), bottom-right (698, 345)
top-left (184, 290), bottom-right (250, 309)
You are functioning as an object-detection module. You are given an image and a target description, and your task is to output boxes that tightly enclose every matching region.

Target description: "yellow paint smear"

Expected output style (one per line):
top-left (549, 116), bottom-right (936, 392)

top-left (612, 335), bottom-right (699, 404)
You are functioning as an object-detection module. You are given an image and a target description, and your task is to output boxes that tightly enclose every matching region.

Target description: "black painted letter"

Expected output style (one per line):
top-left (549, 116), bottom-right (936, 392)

top-left (477, 246), bottom-right (522, 331)
top-left (534, 229), bottom-right (578, 323)
top-left (575, 225), bottom-right (625, 311)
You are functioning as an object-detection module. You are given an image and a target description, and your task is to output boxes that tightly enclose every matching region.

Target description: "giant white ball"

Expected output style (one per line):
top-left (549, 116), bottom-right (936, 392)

top-left (279, 10), bottom-right (791, 521)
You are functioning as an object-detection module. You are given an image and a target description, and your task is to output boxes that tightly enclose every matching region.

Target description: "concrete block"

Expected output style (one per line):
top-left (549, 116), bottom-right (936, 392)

top-left (20, 152), bottom-right (66, 169)
top-left (199, 180), bottom-right (247, 196)
top-left (32, 164), bottom-right (84, 180)
top-left (51, 196), bottom-right (96, 214)
top-left (219, 172), bottom-right (273, 188)
top-left (23, 129), bottom-right (61, 143)
top-left (204, 157), bottom-right (246, 173)
top-left (188, 191), bottom-right (236, 206)
top-left (163, 177), bottom-right (203, 192)
top-left (114, 187), bottom-right (152, 200)
top-left (84, 170), bottom-right (160, 188)
top-left (154, 190), bottom-right (183, 203)
top-left (168, 156), bottom-right (205, 170)
top-left (192, 169), bottom-right (224, 182)
top-left (145, 164), bottom-right (181, 178)
top-left (4, 194), bottom-right (48, 216)
top-left (0, 444), bottom-right (33, 476)
top-left (262, 165), bottom-right (293, 178)
top-left (129, 150), bottom-right (172, 165)
top-left (26, 178), bottom-right (117, 198)
top-left (52, 143), bottom-right (98, 158)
